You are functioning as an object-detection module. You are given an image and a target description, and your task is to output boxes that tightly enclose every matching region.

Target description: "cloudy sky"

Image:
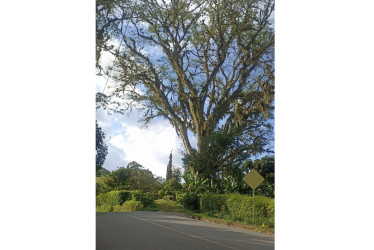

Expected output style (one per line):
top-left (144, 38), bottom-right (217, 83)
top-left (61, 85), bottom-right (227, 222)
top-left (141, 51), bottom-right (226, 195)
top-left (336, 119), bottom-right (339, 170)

top-left (96, 62), bottom-right (188, 178)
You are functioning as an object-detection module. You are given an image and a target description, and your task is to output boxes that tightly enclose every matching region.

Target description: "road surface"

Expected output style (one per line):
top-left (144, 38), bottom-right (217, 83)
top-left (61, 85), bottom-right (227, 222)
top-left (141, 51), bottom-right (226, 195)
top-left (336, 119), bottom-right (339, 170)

top-left (97, 211), bottom-right (274, 250)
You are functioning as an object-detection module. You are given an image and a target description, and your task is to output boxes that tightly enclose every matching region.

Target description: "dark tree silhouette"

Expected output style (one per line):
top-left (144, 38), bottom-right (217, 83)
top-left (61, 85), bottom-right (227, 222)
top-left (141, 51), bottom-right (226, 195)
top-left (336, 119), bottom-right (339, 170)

top-left (166, 151), bottom-right (173, 181)
top-left (96, 120), bottom-right (108, 176)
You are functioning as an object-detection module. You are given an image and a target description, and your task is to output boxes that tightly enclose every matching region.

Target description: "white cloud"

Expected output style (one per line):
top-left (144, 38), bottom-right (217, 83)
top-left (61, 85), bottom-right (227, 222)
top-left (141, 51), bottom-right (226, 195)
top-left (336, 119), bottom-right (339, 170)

top-left (102, 142), bottom-right (127, 170)
top-left (109, 119), bottom-right (184, 178)
top-left (97, 107), bottom-right (185, 178)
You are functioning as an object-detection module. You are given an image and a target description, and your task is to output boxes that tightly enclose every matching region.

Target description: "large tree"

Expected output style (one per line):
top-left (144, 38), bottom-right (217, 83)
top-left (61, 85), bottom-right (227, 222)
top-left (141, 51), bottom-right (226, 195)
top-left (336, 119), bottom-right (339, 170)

top-left (97, 0), bottom-right (274, 174)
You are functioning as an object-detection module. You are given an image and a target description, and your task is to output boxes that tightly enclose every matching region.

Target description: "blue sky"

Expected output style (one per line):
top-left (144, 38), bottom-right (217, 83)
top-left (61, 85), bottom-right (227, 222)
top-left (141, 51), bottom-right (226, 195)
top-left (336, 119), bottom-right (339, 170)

top-left (96, 54), bottom-right (186, 177)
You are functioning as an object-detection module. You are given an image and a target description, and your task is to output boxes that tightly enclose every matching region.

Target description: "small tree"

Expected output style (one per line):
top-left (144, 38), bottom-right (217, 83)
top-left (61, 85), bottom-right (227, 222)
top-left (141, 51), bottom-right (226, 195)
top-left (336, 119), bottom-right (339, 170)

top-left (163, 178), bottom-right (182, 200)
top-left (172, 166), bottom-right (183, 183)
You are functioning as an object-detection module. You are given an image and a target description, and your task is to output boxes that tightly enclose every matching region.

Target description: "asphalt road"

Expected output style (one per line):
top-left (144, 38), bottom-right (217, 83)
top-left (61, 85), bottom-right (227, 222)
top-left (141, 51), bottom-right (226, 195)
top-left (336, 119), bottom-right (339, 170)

top-left (96, 211), bottom-right (274, 250)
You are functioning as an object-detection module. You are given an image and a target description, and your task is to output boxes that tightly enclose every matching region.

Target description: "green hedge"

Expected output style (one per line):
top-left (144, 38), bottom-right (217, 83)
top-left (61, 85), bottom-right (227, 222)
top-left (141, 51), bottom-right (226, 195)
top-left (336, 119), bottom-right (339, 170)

top-left (96, 190), bottom-right (132, 207)
top-left (113, 200), bottom-right (144, 212)
top-left (200, 194), bottom-right (274, 227)
top-left (96, 190), bottom-right (156, 212)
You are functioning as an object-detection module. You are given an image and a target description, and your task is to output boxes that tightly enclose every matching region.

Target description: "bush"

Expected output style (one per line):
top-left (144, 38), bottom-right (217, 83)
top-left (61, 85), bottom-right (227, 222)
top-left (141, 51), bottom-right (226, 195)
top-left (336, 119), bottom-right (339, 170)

top-left (163, 178), bottom-right (182, 192)
top-left (96, 190), bottom-right (132, 207)
top-left (96, 204), bottom-right (114, 213)
top-left (200, 194), bottom-right (229, 215)
top-left (113, 200), bottom-right (144, 212)
top-left (131, 191), bottom-right (155, 207)
top-left (96, 190), bottom-right (156, 212)
top-left (177, 192), bottom-right (200, 210)
top-left (96, 177), bottom-right (112, 196)
top-left (158, 190), bottom-right (166, 199)
top-left (200, 194), bottom-right (274, 227)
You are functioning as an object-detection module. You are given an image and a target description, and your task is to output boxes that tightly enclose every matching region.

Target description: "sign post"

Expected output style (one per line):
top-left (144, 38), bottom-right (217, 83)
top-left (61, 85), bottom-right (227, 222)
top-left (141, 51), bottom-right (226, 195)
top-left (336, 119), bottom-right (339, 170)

top-left (243, 169), bottom-right (264, 223)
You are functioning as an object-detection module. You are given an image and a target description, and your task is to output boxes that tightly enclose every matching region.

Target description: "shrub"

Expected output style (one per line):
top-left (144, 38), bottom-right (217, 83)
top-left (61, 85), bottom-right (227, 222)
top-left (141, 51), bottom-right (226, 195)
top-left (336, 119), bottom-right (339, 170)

top-left (200, 194), bottom-right (229, 215)
top-left (96, 177), bottom-right (112, 196)
top-left (163, 178), bottom-right (182, 192)
top-left (96, 190), bottom-right (156, 212)
top-left (199, 194), bottom-right (274, 227)
top-left (96, 204), bottom-right (114, 213)
top-left (177, 192), bottom-right (200, 211)
top-left (226, 195), bottom-right (274, 227)
top-left (158, 190), bottom-right (166, 199)
top-left (96, 190), bottom-right (132, 207)
top-left (113, 200), bottom-right (144, 212)
top-left (131, 191), bottom-right (155, 207)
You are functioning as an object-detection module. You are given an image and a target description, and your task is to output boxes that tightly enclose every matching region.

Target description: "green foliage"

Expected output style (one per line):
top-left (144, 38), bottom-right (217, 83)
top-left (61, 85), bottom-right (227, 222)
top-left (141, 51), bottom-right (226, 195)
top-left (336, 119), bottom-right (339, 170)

top-left (183, 171), bottom-right (209, 195)
top-left (177, 192), bottom-right (201, 211)
top-left (200, 194), bottom-right (274, 227)
top-left (102, 172), bottom-right (120, 190)
top-left (163, 178), bottom-right (182, 193)
top-left (98, 168), bottom-right (110, 177)
top-left (183, 129), bottom-right (240, 179)
top-left (96, 190), bottom-right (132, 207)
top-left (171, 166), bottom-right (182, 183)
top-left (178, 171), bottom-right (209, 210)
top-left (251, 156), bottom-right (275, 198)
top-left (233, 155), bottom-right (275, 197)
top-left (113, 200), bottom-right (144, 212)
top-left (158, 189), bottom-right (166, 198)
top-left (162, 178), bottom-right (182, 201)
top-left (182, 132), bottom-right (274, 196)
top-left (127, 168), bottom-right (157, 192)
top-left (104, 167), bottom-right (131, 190)
top-left (96, 177), bottom-right (111, 196)
top-left (96, 190), bottom-right (157, 212)
top-left (96, 204), bottom-right (114, 213)
top-left (102, 161), bottom-right (158, 192)
top-left (182, 154), bottom-right (275, 197)
top-left (200, 194), bottom-right (229, 214)
top-left (131, 190), bottom-right (155, 207)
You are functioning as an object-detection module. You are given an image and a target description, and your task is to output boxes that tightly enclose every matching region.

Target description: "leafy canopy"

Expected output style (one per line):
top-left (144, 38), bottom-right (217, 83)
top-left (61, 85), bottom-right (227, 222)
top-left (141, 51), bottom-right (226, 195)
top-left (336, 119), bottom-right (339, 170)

top-left (104, 161), bottom-right (158, 192)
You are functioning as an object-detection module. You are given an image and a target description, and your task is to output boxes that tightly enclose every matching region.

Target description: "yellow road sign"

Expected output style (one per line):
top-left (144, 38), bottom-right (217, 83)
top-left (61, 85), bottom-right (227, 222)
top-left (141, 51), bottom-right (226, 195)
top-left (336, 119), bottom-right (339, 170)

top-left (243, 169), bottom-right (264, 190)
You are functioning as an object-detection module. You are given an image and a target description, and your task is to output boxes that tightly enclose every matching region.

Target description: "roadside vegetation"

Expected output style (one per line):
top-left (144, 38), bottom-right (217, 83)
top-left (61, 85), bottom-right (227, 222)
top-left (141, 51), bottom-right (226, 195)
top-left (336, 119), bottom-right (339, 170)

top-left (96, 155), bottom-right (274, 232)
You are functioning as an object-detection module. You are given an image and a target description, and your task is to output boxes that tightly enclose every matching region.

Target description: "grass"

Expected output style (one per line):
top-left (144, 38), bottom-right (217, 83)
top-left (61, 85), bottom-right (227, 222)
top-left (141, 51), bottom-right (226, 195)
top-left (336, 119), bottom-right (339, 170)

top-left (97, 199), bottom-right (274, 234)
top-left (139, 199), bottom-right (274, 234)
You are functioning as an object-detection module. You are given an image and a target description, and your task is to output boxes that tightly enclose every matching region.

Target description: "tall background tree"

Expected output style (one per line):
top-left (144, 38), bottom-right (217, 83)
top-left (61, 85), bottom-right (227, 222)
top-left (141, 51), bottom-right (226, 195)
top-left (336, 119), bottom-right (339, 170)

top-left (166, 151), bottom-right (173, 181)
top-left (96, 0), bottom-right (274, 178)
top-left (96, 120), bottom-right (108, 176)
